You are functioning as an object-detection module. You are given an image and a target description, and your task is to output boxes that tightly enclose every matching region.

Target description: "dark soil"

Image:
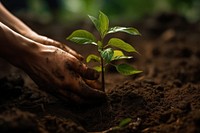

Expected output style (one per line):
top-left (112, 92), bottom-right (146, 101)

top-left (0, 13), bottom-right (200, 133)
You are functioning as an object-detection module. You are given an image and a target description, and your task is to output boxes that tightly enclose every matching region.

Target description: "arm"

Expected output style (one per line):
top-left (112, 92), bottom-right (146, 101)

top-left (0, 3), bottom-right (34, 36)
top-left (0, 22), bottom-right (39, 66)
top-left (0, 3), bottom-right (83, 60)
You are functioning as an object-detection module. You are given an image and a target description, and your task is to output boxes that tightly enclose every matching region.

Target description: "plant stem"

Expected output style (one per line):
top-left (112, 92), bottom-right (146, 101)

top-left (101, 56), bottom-right (105, 91)
top-left (99, 37), bottom-right (105, 91)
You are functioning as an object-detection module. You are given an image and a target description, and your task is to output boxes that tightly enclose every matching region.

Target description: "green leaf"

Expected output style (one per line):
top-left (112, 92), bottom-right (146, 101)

top-left (88, 15), bottom-right (100, 33)
top-left (67, 30), bottom-right (96, 45)
top-left (108, 26), bottom-right (141, 36)
top-left (115, 64), bottom-right (142, 75)
top-left (93, 66), bottom-right (102, 72)
top-left (99, 11), bottom-right (109, 38)
top-left (112, 50), bottom-right (133, 61)
top-left (112, 50), bottom-right (124, 59)
top-left (108, 38), bottom-right (138, 53)
top-left (86, 54), bottom-right (101, 63)
top-left (119, 118), bottom-right (132, 127)
top-left (100, 48), bottom-right (114, 63)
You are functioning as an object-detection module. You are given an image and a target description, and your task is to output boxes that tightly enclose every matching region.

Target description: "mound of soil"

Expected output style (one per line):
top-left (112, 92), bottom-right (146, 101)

top-left (0, 13), bottom-right (200, 133)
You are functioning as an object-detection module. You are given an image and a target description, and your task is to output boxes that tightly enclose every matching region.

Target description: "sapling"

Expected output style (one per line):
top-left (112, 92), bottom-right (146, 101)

top-left (67, 11), bottom-right (142, 91)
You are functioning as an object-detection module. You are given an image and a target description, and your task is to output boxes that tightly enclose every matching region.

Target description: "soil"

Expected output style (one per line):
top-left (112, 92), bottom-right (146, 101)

top-left (0, 13), bottom-right (200, 133)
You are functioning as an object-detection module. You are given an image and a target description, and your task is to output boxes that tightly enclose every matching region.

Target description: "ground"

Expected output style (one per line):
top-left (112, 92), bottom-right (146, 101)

top-left (0, 13), bottom-right (200, 133)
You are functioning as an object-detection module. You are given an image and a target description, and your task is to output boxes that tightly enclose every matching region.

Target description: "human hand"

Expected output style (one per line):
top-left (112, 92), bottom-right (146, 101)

top-left (0, 23), bottom-right (106, 104)
top-left (0, 3), bottom-right (106, 104)
top-left (20, 43), bottom-right (106, 104)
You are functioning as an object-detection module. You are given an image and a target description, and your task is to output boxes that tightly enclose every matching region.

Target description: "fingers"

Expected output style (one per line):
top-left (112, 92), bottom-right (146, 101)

top-left (59, 42), bottom-right (84, 61)
top-left (62, 57), bottom-right (106, 104)
top-left (39, 36), bottom-right (83, 60)
top-left (84, 79), bottom-right (103, 91)
top-left (79, 65), bottom-right (100, 80)
top-left (38, 36), bottom-right (100, 80)
top-left (62, 44), bottom-right (84, 61)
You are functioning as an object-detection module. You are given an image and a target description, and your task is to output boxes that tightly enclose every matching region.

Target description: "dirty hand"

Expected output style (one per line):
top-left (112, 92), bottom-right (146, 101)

top-left (25, 44), bottom-right (106, 104)
top-left (0, 22), bottom-right (106, 104)
top-left (23, 31), bottom-right (84, 61)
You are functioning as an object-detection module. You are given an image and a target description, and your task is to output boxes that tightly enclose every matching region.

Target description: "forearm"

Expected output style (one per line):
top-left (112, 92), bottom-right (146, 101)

top-left (0, 3), bottom-right (35, 36)
top-left (0, 3), bottom-right (61, 47)
top-left (0, 22), bottom-right (39, 66)
top-left (0, 3), bottom-right (83, 60)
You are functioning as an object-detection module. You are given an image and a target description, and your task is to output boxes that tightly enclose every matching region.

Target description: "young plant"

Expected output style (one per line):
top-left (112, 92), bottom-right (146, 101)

top-left (67, 11), bottom-right (142, 91)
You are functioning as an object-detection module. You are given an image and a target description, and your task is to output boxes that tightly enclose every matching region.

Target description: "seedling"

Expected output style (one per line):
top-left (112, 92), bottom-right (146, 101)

top-left (67, 11), bottom-right (142, 91)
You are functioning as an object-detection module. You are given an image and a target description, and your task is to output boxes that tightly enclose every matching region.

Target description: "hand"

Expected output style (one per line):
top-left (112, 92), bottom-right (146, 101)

top-left (0, 22), bottom-right (106, 104)
top-left (23, 44), bottom-right (106, 104)
top-left (0, 3), bottom-right (106, 104)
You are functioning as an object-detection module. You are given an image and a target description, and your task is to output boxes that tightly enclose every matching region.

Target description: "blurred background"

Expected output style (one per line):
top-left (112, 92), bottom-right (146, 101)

top-left (1, 0), bottom-right (200, 25)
